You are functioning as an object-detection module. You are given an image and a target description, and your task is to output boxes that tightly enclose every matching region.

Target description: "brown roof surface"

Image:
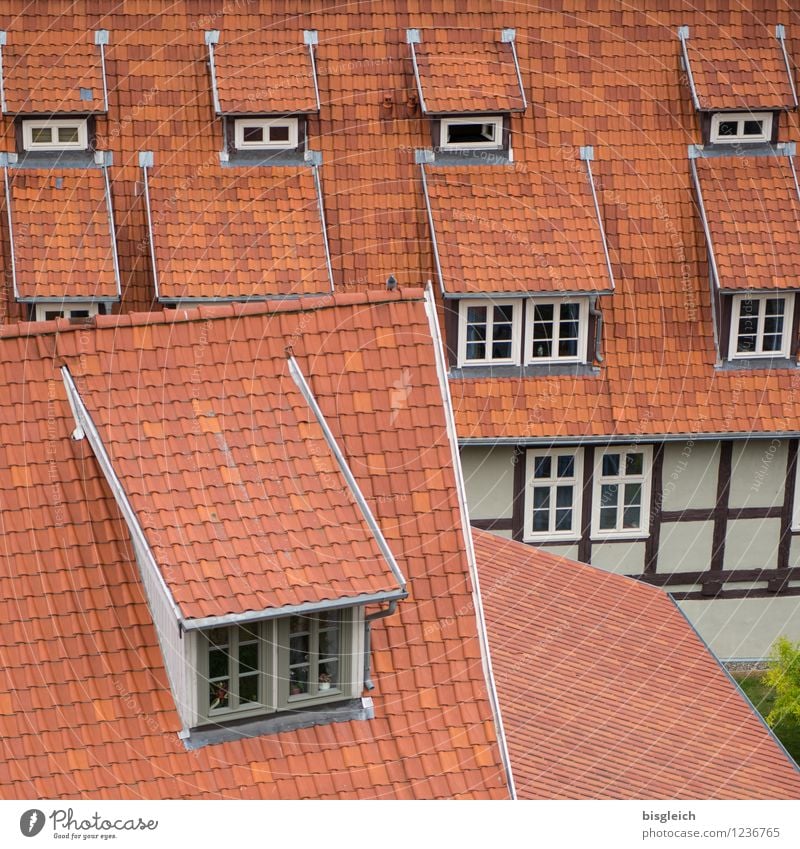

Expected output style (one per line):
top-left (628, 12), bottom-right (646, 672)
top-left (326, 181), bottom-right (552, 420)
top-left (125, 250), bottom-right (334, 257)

top-left (694, 154), bottom-right (800, 291)
top-left (2, 30), bottom-right (106, 114)
top-left (0, 291), bottom-right (508, 798)
top-left (474, 530), bottom-right (800, 799)
top-left (684, 26), bottom-right (796, 111)
top-left (7, 167), bottom-right (119, 300)
top-left (147, 166), bottom-right (331, 301)
top-left (425, 159), bottom-right (612, 294)
top-left (414, 33), bottom-right (526, 114)
top-left (213, 32), bottom-right (317, 114)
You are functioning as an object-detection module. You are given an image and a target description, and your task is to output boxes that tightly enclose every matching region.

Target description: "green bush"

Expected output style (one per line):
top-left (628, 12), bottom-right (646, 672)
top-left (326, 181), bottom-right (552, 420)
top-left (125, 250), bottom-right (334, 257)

top-left (764, 637), bottom-right (800, 728)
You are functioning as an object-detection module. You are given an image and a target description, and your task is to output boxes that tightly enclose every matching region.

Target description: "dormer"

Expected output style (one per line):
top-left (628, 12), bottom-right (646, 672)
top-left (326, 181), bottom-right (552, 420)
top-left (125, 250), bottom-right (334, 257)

top-left (205, 30), bottom-right (319, 164)
top-left (678, 25), bottom-right (797, 147)
top-left (407, 28), bottom-right (526, 163)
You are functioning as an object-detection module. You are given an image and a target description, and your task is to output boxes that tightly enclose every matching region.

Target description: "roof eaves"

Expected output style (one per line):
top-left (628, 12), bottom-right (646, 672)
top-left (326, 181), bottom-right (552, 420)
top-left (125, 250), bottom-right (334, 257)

top-left (288, 353), bottom-right (407, 592)
top-left (458, 429), bottom-right (800, 446)
top-left (423, 283), bottom-right (516, 800)
top-left (677, 26), bottom-right (702, 112)
top-left (406, 29), bottom-right (428, 115)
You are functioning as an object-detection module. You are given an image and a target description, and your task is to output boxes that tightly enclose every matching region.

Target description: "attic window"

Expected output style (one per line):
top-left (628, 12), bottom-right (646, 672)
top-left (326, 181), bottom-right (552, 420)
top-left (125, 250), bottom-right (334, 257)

top-left (729, 293), bottom-right (794, 358)
top-left (34, 302), bottom-right (99, 322)
top-left (526, 298), bottom-right (589, 363)
top-left (458, 299), bottom-right (521, 365)
top-left (22, 118), bottom-right (89, 151)
top-left (440, 116), bottom-right (503, 151)
top-left (709, 111), bottom-right (772, 144)
top-left (234, 117), bottom-right (299, 150)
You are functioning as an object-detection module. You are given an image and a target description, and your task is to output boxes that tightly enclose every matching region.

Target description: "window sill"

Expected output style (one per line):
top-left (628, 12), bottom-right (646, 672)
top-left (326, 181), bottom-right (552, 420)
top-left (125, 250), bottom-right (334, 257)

top-left (523, 535), bottom-right (581, 544)
top-left (451, 363), bottom-right (600, 379)
top-left (591, 532), bottom-right (649, 542)
top-left (184, 697), bottom-right (373, 750)
top-left (221, 148), bottom-right (306, 168)
top-left (716, 356), bottom-right (798, 371)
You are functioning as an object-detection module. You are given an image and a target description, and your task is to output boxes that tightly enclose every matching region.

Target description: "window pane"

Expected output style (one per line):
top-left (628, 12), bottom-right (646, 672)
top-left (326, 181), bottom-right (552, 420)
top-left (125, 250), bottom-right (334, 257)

top-left (558, 338), bottom-right (578, 357)
top-left (743, 120), bottom-right (764, 136)
top-left (531, 338), bottom-right (552, 358)
top-left (766, 298), bottom-right (785, 316)
top-left (717, 120), bottom-right (737, 136)
top-left (736, 333), bottom-right (756, 354)
top-left (555, 508), bottom-right (572, 531)
top-left (493, 322), bottom-right (512, 342)
top-left (238, 642), bottom-right (258, 675)
top-left (556, 455), bottom-right (574, 478)
top-left (447, 122), bottom-right (494, 144)
top-left (625, 453), bottom-right (643, 475)
top-left (319, 659), bottom-right (338, 690)
top-left (289, 665), bottom-right (309, 696)
top-left (599, 506), bottom-right (617, 530)
top-left (269, 125), bottom-right (291, 142)
top-left (602, 454), bottom-right (620, 476)
top-left (494, 304), bottom-right (514, 324)
top-left (319, 628), bottom-right (339, 659)
top-left (534, 456), bottom-right (552, 479)
top-left (534, 304), bottom-right (554, 323)
top-left (533, 487), bottom-right (550, 509)
top-left (57, 126), bottom-right (79, 143)
top-left (465, 341), bottom-right (486, 360)
top-left (209, 680), bottom-right (229, 710)
top-left (209, 647), bottom-right (228, 680)
top-left (208, 627), bottom-right (228, 646)
top-left (242, 125), bottom-right (264, 143)
top-left (600, 483), bottom-right (618, 507)
top-left (31, 127), bottom-right (53, 144)
top-left (239, 674), bottom-right (258, 704)
top-left (491, 340), bottom-right (512, 359)
top-left (289, 633), bottom-right (309, 667)
top-left (466, 306), bottom-right (487, 324)
top-left (532, 509), bottom-right (550, 532)
top-left (466, 324), bottom-right (487, 343)
top-left (624, 482), bottom-right (642, 507)
top-left (556, 485), bottom-right (573, 508)
top-left (622, 505), bottom-right (641, 529)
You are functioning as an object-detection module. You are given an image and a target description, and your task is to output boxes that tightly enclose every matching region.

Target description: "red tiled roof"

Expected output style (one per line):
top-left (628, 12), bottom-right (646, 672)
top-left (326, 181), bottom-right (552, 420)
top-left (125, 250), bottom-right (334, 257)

top-left (474, 530), bottom-right (800, 799)
top-left (425, 160), bottom-right (612, 294)
top-left (683, 26), bottom-right (796, 111)
top-left (2, 30), bottom-right (106, 113)
top-left (694, 154), bottom-right (800, 291)
top-left (413, 32), bottom-right (526, 114)
top-left (213, 32), bottom-right (317, 114)
top-left (7, 167), bottom-right (119, 300)
top-left (147, 166), bottom-right (331, 301)
top-left (0, 291), bottom-right (508, 798)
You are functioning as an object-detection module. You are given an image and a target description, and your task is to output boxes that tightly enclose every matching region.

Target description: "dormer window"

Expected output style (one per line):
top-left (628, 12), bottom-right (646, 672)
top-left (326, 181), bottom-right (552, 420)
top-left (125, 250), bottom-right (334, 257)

top-left (709, 111), bottom-right (772, 144)
top-left (21, 118), bottom-right (89, 151)
top-left (526, 298), bottom-right (589, 364)
top-left (440, 116), bottom-right (504, 151)
top-left (458, 299), bottom-right (521, 365)
top-left (233, 117), bottom-right (299, 150)
top-left (33, 301), bottom-right (99, 323)
top-left (729, 294), bottom-right (794, 359)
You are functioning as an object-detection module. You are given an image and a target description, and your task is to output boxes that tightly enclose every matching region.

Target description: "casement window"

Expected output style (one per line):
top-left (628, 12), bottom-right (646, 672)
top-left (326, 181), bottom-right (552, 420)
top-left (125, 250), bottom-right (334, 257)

top-left (524, 448), bottom-right (583, 540)
top-left (22, 118), bottom-right (89, 151)
top-left (233, 117), bottom-right (299, 150)
top-left (439, 115), bottom-right (503, 151)
top-left (458, 299), bottom-right (521, 365)
top-left (34, 302), bottom-right (99, 322)
top-left (592, 446), bottom-right (652, 538)
top-left (198, 609), bottom-right (356, 724)
top-left (729, 294), bottom-right (794, 359)
top-left (526, 298), bottom-right (588, 363)
top-left (709, 111), bottom-right (772, 144)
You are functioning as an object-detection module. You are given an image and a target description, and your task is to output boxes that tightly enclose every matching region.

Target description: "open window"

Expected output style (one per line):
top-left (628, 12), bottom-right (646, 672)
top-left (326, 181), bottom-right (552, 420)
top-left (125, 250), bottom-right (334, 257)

top-left (233, 117), bottom-right (299, 150)
top-left (21, 118), bottom-right (89, 151)
top-left (457, 298), bottom-right (521, 366)
top-left (439, 116), bottom-right (504, 151)
top-left (709, 111), bottom-right (773, 144)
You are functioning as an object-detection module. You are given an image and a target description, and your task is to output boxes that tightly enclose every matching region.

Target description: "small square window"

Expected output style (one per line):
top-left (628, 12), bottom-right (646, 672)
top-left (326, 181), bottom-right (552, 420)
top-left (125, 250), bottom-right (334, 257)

top-left (33, 302), bottom-right (99, 323)
top-left (22, 119), bottom-right (89, 151)
top-left (439, 116), bottom-right (504, 152)
top-left (709, 111), bottom-right (772, 144)
top-left (233, 117), bottom-right (299, 150)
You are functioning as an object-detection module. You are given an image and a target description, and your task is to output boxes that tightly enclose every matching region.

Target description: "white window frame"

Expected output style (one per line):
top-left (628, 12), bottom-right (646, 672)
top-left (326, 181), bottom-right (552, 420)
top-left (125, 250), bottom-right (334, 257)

top-left (457, 298), bottom-right (522, 366)
top-left (709, 111), bottom-right (772, 144)
top-left (233, 117), bottom-right (299, 150)
top-left (22, 118), bottom-right (89, 151)
top-left (729, 293), bottom-right (794, 359)
top-left (525, 297), bottom-right (589, 364)
top-left (792, 447), bottom-right (800, 531)
top-left (591, 445), bottom-right (653, 539)
top-left (34, 302), bottom-right (99, 322)
top-left (439, 115), bottom-right (504, 151)
top-left (524, 448), bottom-right (584, 541)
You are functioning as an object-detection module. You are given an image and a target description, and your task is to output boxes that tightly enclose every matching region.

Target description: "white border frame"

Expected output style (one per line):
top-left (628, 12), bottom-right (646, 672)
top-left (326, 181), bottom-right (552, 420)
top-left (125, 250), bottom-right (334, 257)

top-left (234, 117), bottom-right (299, 150)
top-left (709, 111), bottom-right (773, 144)
top-left (591, 444), bottom-right (653, 540)
top-left (34, 301), bottom-right (99, 322)
top-left (457, 298), bottom-right (522, 366)
top-left (440, 115), bottom-right (504, 151)
top-left (22, 118), bottom-right (89, 151)
top-left (525, 297), bottom-right (589, 364)
top-left (523, 447), bottom-right (584, 542)
top-left (729, 293), bottom-right (794, 359)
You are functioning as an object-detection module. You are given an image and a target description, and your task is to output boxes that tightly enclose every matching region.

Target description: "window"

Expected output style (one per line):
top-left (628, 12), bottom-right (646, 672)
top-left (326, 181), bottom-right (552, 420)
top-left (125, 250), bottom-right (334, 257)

top-left (709, 111), bottom-right (772, 144)
top-left (34, 302), bottom-right (98, 322)
top-left (457, 299), bottom-right (521, 365)
top-left (526, 298), bottom-right (588, 363)
top-left (440, 116), bottom-right (504, 151)
top-left (197, 609), bottom-right (357, 725)
top-left (233, 117), bottom-right (299, 150)
top-left (524, 449), bottom-right (583, 540)
top-left (592, 446), bottom-right (652, 538)
top-left (22, 119), bottom-right (89, 151)
top-left (729, 294), bottom-right (794, 359)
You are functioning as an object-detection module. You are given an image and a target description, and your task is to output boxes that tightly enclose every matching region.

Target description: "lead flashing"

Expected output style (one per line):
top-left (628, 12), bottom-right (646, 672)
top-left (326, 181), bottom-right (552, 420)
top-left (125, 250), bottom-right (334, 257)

top-left (2, 164), bottom-right (18, 299)
top-left (689, 156), bottom-right (721, 292)
top-left (94, 30), bottom-right (110, 112)
top-left (0, 31), bottom-right (7, 113)
top-left (406, 29), bottom-right (427, 114)
top-left (205, 31), bottom-right (222, 115)
top-left (678, 26), bottom-right (702, 111)
top-left (305, 30), bottom-right (321, 112)
top-left (138, 152), bottom-right (161, 301)
top-left (502, 28), bottom-right (528, 112)
top-left (776, 24), bottom-right (799, 109)
top-left (417, 158), bottom-right (446, 296)
top-left (101, 159), bottom-right (123, 301)
top-left (583, 151), bottom-right (616, 291)
top-left (310, 160), bottom-right (335, 294)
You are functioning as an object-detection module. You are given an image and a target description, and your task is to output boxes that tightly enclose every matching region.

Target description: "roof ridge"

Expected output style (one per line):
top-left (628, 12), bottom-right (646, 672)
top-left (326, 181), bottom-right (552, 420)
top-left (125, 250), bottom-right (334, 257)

top-left (0, 289), bottom-right (425, 342)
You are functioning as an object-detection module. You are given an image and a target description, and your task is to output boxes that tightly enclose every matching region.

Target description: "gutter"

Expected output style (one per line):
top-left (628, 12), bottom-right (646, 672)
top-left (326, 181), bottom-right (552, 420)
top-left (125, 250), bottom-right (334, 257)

top-left (458, 430), bottom-right (800, 447)
top-left (363, 599), bottom-right (400, 690)
top-left (589, 295), bottom-right (604, 363)
top-left (424, 282), bottom-right (518, 799)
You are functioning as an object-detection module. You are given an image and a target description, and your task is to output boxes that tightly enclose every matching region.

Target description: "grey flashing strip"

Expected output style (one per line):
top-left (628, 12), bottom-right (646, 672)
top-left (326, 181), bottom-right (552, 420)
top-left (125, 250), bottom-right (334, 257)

top-left (423, 283), bottom-right (516, 800)
top-left (690, 141), bottom-right (796, 159)
top-left (94, 30), bottom-right (110, 112)
top-left (776, 25), bottom-right (798, 109)
top-left (689, 156), bottom-right (721, 291)
top-left (160, 291), bottom-right (332, 306)
top-left (458, 430), bottom-right (800, 448)
top-left (788, 155), bottom-right (800, 222)
top-left (0, 31), bottom-right (6, 113)
top-left (304, 30), bottom-right (321, 113)
top-left (2, 163), bottom-right (18, 300)
top-left (502, 28), bottom-right (528, 111)
top-left (287, 355), bottom-right (407, 591)
top-left (17, 296), bottom-right (117, 305)
top-left (668, 595), bottom-right (800, 776)
top-left (205, 30), bottom-right (222, 115)
top-left (417, 157), bottom-right (446, 296)
top-left (581, 147), bottom-right (615, 291)
top-left (406, 29), bottom-right (427, 114)
top-left (138, 152), bottom-right (160, 301)
top-left (311, 162), bottom-right (335, 294)
top-left (678, 26), bottom-right (702, 111)
top-left (102, 159), bottom-right (122, 299)
top-left (183, 589), bottom-right (408, 632)
top-left (442, 288), bottom-right (613, 300)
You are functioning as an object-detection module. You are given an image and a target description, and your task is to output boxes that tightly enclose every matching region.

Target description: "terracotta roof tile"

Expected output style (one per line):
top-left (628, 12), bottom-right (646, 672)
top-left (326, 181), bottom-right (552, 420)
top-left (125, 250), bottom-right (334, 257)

top-left (147, 166), bottom-right (330, 301)
top-left (2, 30), bottom-right (106, 114)
top-left (475, 530), bottom-right (800, 799)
